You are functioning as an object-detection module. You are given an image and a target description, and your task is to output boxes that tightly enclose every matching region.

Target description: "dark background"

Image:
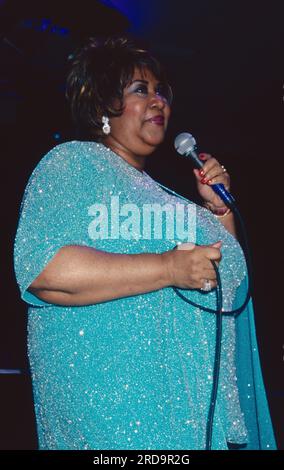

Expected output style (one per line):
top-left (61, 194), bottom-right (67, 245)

top-left (0, 0), bottom-right (283, 449)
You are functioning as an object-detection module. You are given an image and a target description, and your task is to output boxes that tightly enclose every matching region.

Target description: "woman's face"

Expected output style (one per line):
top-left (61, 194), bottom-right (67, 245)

top-left (103, 67), bottom-right (171, 170)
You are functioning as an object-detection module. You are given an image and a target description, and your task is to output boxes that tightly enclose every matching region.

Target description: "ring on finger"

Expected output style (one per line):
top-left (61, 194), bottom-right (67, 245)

top-left (200, 279), bottom-right (212, 292)
top-left (221, 165), bottom-right (227, 173)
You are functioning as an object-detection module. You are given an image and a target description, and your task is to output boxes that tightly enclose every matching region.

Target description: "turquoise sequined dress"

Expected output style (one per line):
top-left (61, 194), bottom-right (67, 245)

top-left (14, 141), bottom-right (276, 450)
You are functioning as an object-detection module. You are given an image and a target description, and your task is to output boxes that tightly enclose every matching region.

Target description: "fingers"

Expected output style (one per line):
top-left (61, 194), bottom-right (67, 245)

top-left (204, 246), bottom-right (222, 262)
top-left (204, 170), bottom-right (230, 189)
top-left (200, 245), bottom-right (221, 289)
top-left (200, 278), bottom-right (218, 290)
top-left (211, 241), bottom-right (222, 248)
top-left (190, 247), bottom-right (220, 290)
top-left (202, 267), bottom-right (218, 281)
top-left (198, 154), bottom-right (230, 190)
top-left (176, 242), bottom-right (196, 251)
top-left (177, 241), bottom-right (222, 263)
top-left (199, 153), bottom-right (211, 162)
top-left (169, 241), bottom-right (222, 291)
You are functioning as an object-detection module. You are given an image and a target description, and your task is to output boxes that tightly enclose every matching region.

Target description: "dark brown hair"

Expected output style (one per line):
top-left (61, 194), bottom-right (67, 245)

top-left (65, 36), bottom-right (171, 141)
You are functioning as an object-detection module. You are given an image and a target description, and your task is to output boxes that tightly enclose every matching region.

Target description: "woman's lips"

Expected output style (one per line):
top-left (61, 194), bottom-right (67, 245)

top-left (147, 116), bottom-right (165, 126)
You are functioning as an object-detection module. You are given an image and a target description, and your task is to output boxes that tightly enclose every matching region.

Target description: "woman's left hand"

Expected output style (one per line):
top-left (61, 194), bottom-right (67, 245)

top-left (193, 153), bottom-right (230, 209)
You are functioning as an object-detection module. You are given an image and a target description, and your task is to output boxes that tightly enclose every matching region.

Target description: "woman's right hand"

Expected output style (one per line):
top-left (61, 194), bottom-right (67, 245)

top-left (161, 241), bottom-right (222, 290)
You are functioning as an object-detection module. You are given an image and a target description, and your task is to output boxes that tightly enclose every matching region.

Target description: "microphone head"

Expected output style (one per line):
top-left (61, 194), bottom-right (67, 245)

top-left (174, 132), bottom-right (196, 156)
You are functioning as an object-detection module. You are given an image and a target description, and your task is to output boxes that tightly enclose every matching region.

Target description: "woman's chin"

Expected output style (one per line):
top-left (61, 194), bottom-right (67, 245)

top-left (144, 131), bottom-right (166, 147)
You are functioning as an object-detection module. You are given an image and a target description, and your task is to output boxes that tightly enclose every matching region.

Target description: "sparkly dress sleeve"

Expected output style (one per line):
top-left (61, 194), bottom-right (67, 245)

top-left (13, 141), bottom-right (93, 307)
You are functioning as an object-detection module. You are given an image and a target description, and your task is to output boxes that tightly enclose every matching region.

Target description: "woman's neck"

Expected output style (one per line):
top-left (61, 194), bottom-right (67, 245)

top-left (103, 138), bottom-right (146, 173)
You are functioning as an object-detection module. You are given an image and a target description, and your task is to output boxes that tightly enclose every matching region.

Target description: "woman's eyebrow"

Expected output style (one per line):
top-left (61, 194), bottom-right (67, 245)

top-left (129, 79), bottom-right (162, 87)
top-left (129, 79), bottom-right (148, 85)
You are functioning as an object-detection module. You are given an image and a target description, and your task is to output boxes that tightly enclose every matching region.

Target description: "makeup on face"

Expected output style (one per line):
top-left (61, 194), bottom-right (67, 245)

top-left (126, 79), bottom-right (173, 106)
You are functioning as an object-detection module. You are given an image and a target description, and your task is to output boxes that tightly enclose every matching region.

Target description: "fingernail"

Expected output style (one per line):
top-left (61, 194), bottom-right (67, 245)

top-left (199, 154), bottom-right (206, 160)
top-left (208, 179), bottom-right (213, 184)
top-left (199, 169), bottom-right (205, 176)
top-left (201, 178), bottom-right (208, 184)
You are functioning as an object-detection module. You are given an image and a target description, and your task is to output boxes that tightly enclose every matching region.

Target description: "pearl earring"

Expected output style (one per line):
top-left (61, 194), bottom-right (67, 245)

top-left (102, 116), bottom-right (111, 135)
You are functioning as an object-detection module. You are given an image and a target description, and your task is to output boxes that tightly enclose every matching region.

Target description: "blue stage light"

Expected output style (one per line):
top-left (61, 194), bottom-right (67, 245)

top-left (59, 28), bottom-right (69, 36)
top-left (97, 0), bottom-right (141, 31)
top-left (40, 18), bottom-right (52, 32)
top-left (21, 17), bottom-right (69, 36)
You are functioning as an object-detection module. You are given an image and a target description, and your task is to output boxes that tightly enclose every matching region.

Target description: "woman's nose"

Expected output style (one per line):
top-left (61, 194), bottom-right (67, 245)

top-left (149, 93), bottom-right (166, 109)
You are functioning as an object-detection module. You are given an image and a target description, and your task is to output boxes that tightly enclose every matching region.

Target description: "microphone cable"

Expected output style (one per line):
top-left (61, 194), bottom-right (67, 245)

top-left (159, 182), bottom-right (254, 449)
top-left (206, 259), bottom-right (222, 451)
top-left (171, 250), bottom-right (223, 450)
top-left (159, 129), bottom-right (260, 448)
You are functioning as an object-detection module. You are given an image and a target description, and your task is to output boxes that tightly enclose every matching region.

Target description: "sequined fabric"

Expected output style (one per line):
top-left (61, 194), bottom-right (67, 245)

top-left (13, 141), bottom-right (276, 450)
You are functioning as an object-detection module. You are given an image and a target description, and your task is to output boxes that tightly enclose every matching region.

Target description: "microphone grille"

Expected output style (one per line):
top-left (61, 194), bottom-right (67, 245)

top-left (174, 132), bottom-right (196, 155)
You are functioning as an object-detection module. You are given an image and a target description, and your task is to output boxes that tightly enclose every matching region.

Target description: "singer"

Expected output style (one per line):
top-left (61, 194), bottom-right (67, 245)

top-left (14, 36), bottom-right (276, 450)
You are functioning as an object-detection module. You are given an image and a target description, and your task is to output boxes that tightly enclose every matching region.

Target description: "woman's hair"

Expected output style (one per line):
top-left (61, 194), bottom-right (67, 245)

top-left (65, 36), bottom-right (171, 141)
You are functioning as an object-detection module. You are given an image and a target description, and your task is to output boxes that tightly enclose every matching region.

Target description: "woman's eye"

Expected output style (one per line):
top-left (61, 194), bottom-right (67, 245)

top-left (135, 85), bottom-right (148, 94)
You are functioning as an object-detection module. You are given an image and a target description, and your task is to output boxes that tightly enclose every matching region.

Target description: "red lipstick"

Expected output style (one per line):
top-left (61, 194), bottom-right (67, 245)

top-left (148, 115), bottom-right (165, 125)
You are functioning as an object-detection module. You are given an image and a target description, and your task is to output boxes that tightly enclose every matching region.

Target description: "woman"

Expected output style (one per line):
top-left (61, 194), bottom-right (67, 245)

top-left (14, 36), bottom-right (276, 450)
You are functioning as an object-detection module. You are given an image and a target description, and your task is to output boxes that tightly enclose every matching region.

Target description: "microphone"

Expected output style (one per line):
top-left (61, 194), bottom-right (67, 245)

top-left (174, 132), bottom-right (236, 209)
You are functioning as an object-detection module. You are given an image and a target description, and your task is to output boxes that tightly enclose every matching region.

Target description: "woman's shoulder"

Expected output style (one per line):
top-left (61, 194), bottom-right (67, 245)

top-left (19, 140), bottom-right (111, 215)
top-left (38, 139), bottom-right (100, 166)
top-left (30, 140), bottom-right (106, 180)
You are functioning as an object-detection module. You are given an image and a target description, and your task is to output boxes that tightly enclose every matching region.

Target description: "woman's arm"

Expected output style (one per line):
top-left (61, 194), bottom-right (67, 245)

top-left (217, 211), bottom-right (237, 238)
top-left (29, 245), bottom-right (168, 306)
top-left (28, 243), bottom-right (222, 306)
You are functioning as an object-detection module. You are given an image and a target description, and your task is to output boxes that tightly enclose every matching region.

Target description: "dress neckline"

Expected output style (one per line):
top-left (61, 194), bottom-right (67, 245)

top-left (92, 142), bottom-right (148, 180)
